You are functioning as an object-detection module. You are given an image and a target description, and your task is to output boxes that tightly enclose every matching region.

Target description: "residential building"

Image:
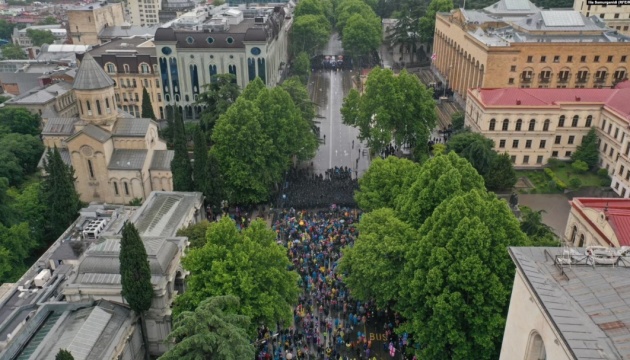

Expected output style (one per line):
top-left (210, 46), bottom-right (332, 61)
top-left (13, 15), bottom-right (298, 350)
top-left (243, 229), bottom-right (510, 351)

top-left (153, 4), bottom-right (292, 119)
top-left (11, 25), bottom-right (67, 47)
top-left (573, 0), bottom-right (630, 35)
top-left (86, 37), bottom-right (164, 119)
top-left (0, 191), bottom-right (204, 359)
top-left (98, 24), bottom-right (160, 43)
top-left (67, 2), bottom-right (126, 45)
top-left (127, 0), bottom-right (163, 26)
top-left (158, 0), bottom-right (196, 24)
top-left (3, 81), bottom-right (77, 118)
top-left (0, 72), bottom-right (50, 96)
top-left (564, 197), bottom-right (630, 248)
top-left (465, 86), bottom-right (630, 197)
top-left (40, 52), bottom-right (174, 204)
top-left (432, 0), bottom-right (630, 100)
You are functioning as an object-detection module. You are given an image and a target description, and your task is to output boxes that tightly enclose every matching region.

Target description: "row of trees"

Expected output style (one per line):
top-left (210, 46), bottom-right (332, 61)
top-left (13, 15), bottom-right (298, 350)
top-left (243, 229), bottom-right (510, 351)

top-left (337, 0), bottom-right (382, 62)
top-left (340, 152), bottom-right (555, 359)
top-left (289, 0), bottom-right (333, 82)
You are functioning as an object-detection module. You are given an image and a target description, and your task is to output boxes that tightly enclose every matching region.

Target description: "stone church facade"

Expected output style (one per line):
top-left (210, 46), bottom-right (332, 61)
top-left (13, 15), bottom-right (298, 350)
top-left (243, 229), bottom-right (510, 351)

top-left (41, 53), bottom-right (174, 204)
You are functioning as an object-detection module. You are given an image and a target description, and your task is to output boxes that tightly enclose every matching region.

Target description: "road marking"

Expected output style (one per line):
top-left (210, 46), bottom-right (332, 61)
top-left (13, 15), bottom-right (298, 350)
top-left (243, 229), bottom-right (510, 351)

top-left (329, 71), bottom-right (334, 168)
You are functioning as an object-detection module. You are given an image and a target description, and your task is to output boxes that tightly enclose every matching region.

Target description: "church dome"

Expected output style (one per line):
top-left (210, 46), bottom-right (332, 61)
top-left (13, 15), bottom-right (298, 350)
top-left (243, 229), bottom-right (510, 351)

top-left (74, 53), bottom-right (115, 91)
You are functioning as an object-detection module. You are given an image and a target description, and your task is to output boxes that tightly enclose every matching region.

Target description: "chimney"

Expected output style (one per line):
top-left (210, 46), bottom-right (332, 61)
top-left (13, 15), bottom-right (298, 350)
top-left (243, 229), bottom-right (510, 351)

top-left (516, 99), bottom-right (521, 105)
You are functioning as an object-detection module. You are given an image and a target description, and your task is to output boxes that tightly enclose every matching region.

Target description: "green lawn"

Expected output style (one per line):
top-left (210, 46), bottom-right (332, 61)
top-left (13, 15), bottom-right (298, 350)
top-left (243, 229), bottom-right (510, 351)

top-left (515, 170), bottom-right (561, 193)
top-left (516, 161), bottom-right (609, 193)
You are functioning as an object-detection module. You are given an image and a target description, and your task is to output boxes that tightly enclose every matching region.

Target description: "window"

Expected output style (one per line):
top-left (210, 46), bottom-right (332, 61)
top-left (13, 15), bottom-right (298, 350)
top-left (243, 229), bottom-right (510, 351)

top-left (552, 151), bottom-right (558, 157)
top-left (527, 55), bottom-right (533, 62)
top-left (555, 135), bottom-right (561, 144)
top-left (96, 100), bottom-right (101, 115)
top-left (113, 182), bottom-right (119, 196)
top-left (511, 155), bottom-right (517, 163)
top-left (140, 63), bottom-right (150, 73)
top-left (608, 123), bottom-right (612, 134)
top-left (157, 93), bottom-right (162, 102)
top-left (553, 55), bottom-right (560, 63)
top-left (622, 55), bottom-right (628, 62)
top-left (86, 100), bottom-right (92, 115)
top-left (615, 127), bottom-right (619, 139)
top-left (124, 182), bottom-right (130, 196)
top-left (558, 115), bottom-right (565, 127)
top-left (510, 65), bottom-right (516, 72)
top-left (581, 55), bottom-right (587, 62)
top-left (543, 119), bottom-right (550, 131)
top-left (610, 148), bottom-right (615, 157)
top-left (572, 115), bottom-right (579, 127)
top-left (87, 159), bottom-right (95, 179)
top-left (594, 55), bottom-right (600, 62)
top-left (528, 119), bottom-right (535, 131)
top-left (489, 119), bottom-right (496, 131)
top-left (133, 79), bottom-right (137, 88)
top-left (499, 139), bottom-right (506, 148)
top-left (502, 119), bottom-right (509, 131)
top-left (512, 139), bottom-right (519, 148)
top-left (623, 188), bottom-right (627, 198)
top-left (516, 119), bottom-right (523, 131)
top-left (585, 115), bottom-right (592, 127)
top-left (540, 56), bottom-right (546, 63)
top-left (566, 151), bottom-right (572, 157)
top-left (106, 63), bottom-right (116, 73)
top-left (627, 170), bottom-right (630, 181)
top-left (558, 70), bottom-right (570, 81)
top-left (620, 165), bottom-right (625, 176)
top-left (602, 119), bottom-right (607, 130)
top-left (540, 139), bottom-right (546, 148)
top-left (568, 135), bottom-right (575, 144)
top-left (615, 13), bottom-right (620, 18)
top-left (523, 155), bottom-right (530, 164)
top-left (525, 140), bottom-right (532, 148)
top-left (608, 55), bottom-right (614, 62)
top-left (604, 143), bottom-right (609, 152)
top-left (508, 78), bottom-right (514, 84)
top-left (567, 55), bottom-right (573, 62)
top-left (537, 155), bottom-right (543, 164)
top-left (123, 64), bottom-right (130, 73)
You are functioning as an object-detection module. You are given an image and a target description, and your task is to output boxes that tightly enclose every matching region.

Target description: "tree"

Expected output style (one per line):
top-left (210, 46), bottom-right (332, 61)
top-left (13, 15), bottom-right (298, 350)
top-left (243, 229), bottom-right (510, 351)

top-left (197, 73), bottom-right (240, 137)
top-left (354, 156), bottom-right (420, 212)
top-left (294, 0), bottom-right (332, 20)
top-left (451, 111), bottom-right (465, 131)
top-left (339, 208), bottom-right (417, 308)
top-left (38, 16), bottom-right (58, 25)
top-left (290, 14), bottom-right (331, 57)
top-left (335, 0), bottom-right (376, 35)
top-left (398, 189), bottom-right (528, 360)
top-left (281, 77), bottom-right (318, 134)
top-left (292, 51), bottom-right (311, 84)
top-left (0, 134), bottom-right (45, 174)
top-left (520, 206), bottom-right (559, 247)
top-left (1, 43), bottom-right (26, 60)
top-left (175, 218), bottom-right (299, 332)
top-left (55, 349), bottom-right (74, 360)
top-left (0, 107), bottom-right (41, 136)
top-left (341, 68), bottom-right (437, 156)
top-left (26, 29), bottom-right (55, 47)
top-left (160, 295), bottom-right (255, 360)
top-left (571, 128), bottom-right (599, 170)
top-left (119, 222), bottom-right (153, 360)
top-left (192, 126), bottom-right (209, 196)
top-left (485, 153), bottom-right (516, 191)
top-left (571, 160), bottom-right (588, 173)
top-left (40, 147), bottom-right (81, 244)
top-left (176, 221), bottom-right (210, 249)
top-left (447, 131), bottom-right (496, 177)
top-left (0, 150), bottom-right (23, 186)
top-left (0, 20), bottom-right (15, 40)
top-left (342, 13), bottom-right (381, 60)
top-left (395, 152), bottom-right (485, 228)
top-left (418, 0), bottom-right (453, 47)
top-left (141, 87), bottom-right (156, 120)
top-left (205, 152), bottom-right (224, 207)
top-left (387, 15), bottom-right (420, 63)
top-left (170, 110), bottom-right (194, 191)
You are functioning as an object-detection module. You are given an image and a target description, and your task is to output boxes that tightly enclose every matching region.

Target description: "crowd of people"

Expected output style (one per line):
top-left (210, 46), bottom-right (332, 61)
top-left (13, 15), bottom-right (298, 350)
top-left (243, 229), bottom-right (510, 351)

top-left (279, 167), bottom-right (358, 209)
top-left (255, 207), bottom-right (416, 360)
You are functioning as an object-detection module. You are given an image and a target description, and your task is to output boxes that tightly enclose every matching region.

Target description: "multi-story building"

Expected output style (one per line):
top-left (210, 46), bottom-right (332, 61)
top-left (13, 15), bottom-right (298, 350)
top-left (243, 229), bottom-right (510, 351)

top-left (127, 0), bottom-right (162, 26)
top-left (87, 37), bottom-right (164, 119)
top-left (564, 197), bottom-right (630, 248)
top-left (11, 25), bottom-right (67, 47)
top-left (158, 0), bottom-right (196, 24)
top-left (3, 81), bottom-right (78, 118)
top-left (432, 0), bottom-right (630, 100)
top-left (465, 85), bottom-right (630, 197)
top-left (573, 0), bottom-right (630, 35)
top-left (153, 4), bottom-right (292, 119)
top-left (67, 2), bottom-right (126, 45)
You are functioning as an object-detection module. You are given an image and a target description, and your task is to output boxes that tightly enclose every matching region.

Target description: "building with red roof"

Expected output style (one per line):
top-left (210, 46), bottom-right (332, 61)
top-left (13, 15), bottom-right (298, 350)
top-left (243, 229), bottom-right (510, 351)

top-left (466, 86), bottom-right (630, 197)
top-left (565, 197), bottom-right (630, 247)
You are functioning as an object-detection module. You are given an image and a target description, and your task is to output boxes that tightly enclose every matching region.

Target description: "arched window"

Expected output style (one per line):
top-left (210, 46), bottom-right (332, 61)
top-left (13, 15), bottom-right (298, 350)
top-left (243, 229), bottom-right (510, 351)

top-left (578, 234), bottom-right (585, 247)
top-left (558, 115), bottom-right (565, 127)
top-left (528, 119), bottom-right (535, 131)
top-left (572, 115), bottom-right (579, 127)
top-left (79, 100), bottom-right (84, 115)
top-left (543, 119), bottom-right (550, 131)
top-left (516, 119), bottom-right (523, 131)
top-left (502, 119), bottom-right (509, 131)
top-left (113, 182), bottom-right (119, 196)
top-left (124, 182), bottom-right (130, 196)
top-left (106, 63), bottom-right (116, 73)
top-left (586, 115), bottom-right (593, 127)
top-left (96, 100), bottom-right (101, 115)
top-left (86, 100), bottom-right (92, 115)
top-left (526, 332), bottom-right (546, 360)
top-left (140, 63), bottom-right (150, 74)
top-left (87, 159), bottom-right (95, 179)
top-left (489, 118), bottom-right (496, 131)
top-left (123, 64), bottom-right (130, 73)
top-left (571, 225), bottom-right (577, 243)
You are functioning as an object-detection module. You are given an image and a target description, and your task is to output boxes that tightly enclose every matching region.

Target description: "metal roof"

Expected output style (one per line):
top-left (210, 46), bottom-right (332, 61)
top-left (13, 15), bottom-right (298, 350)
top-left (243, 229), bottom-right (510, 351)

top-left (73, 53), bottom-right (115, 91)
top-left (42, 118), bottom-right (77, 135)
top-left (132, 192), bottom-right (203, 237)
top-left (107, 149), bottom-right (147, 170)
top-left (541, 10), bottom-right (585, 27)
top-left (150, 150), bottom-right (174, 170)
top-left (113, 118), bottom-right (151, 137)
top-left (65, 307), bottom-right (112, 360)
top-left (571, 198), bottom-right (630, 246)
top-left (504, 0), bottom-right (531, 10)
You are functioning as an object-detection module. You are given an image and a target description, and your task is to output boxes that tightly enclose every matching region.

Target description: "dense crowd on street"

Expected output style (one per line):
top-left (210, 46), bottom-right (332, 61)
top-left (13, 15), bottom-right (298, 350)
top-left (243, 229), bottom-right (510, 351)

top-left (280, 167), bottom-right (358, 209)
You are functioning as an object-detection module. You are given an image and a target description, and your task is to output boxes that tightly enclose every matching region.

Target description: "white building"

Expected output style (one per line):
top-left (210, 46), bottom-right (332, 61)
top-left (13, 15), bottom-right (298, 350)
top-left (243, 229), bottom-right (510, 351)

top-left (574, 0), bottom-right (630, 35)
top-left (12, 25), bottom-right (67, 47)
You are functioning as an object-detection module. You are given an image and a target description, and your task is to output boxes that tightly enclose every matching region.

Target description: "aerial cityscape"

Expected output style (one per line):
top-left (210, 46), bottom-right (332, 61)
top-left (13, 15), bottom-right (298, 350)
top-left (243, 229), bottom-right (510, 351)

top-left (0, 0), bottom-right (628, 358)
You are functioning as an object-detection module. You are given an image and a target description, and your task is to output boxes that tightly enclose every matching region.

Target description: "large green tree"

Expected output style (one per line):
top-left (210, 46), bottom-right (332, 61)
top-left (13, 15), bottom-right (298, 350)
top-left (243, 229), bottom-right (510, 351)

top-left (341, 68), bottom-right (436, 157)
top-left (447, 131), bottom-right (495, 176)
top-left (160, 295), bottom-right (255, 360)
top-left (170, 110), bottom-right (194, 191)
top-left (197, 73), bottom-right (240, 138)
top-left (485, 153), bottom-right (517, 191)
top-left (290, 14), bottom-right (331, 57)
top-left (40, 147), bottom-right (81, 244)
top-left (418, 0), bottom-right (453, 46)
top-left (399, 189), bottom-right (528, 360)
top-left (192, 126), bottom-right (209, 197)
top-left (0, 107), bottom-right (41, 136)
top-left (205, 152), bottom-right (224, 207)
top-left (176, 221), bottom-right (210, 249)
top-left (292, 51), bottom-right (311, 84)
top-left (339, 208), bottom-right (417, 308)
top-left (141, 87), bottom-right (156, 120)
top-left (571, 127), bottom-right (599, 170)
top-left (0, 134), bottom-right (44, 174)
top-left (520, 206), bottom-right (559, 247)
top-left (281, 77), bottom-right (318, 134)
top-left (335, 0), bottom-right (375, 35)
top-left (0, 20), bottom-right (15, 40)
top-left (1, 43), bottom-right (26, 60)
top-left (342, 13), bottom-right (382, 60)
top-left (175, 218), bottom-right (299, 331)
top-left (387, 15), bottom-right (420, 63)
top-left (26, 29), bottom-right (55, 47)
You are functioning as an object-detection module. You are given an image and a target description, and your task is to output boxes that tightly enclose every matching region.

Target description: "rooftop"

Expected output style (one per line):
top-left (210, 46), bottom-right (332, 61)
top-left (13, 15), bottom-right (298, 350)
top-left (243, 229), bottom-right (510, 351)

top-left (88, 36), bottom-right (158, 58)
top-left (510, 247), bottom-right (630, 359)
top-left (98, 25), bottom-right (160, 40)
top-left (107, 149), bottom-right (148, 170)
top-left (571, 198), bottom-right (630, 247)
top-left (131, 191), bottom-right (203, 238)
top-left (4, 81), bottom-right (72, 105)
top-left (73, 53), bottom-right (114, 91)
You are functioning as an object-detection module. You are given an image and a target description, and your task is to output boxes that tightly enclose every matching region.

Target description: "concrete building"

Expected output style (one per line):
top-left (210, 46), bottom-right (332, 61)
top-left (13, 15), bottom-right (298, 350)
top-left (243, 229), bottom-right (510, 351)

top-left (573, 0), bottom-right (630, 35)
top-left (0, 191), bottom-right (204, 359)
top-left (153, 4), bottom-right (292, 119)
top-left (127, 0), bottom-right (162, 26)
top-left (158, 0), bottom-right (197, 24)
top-left (465, 86), bottom-right (630, 197)
top-left (3, 81), bottom-right (77, 118)
top-left (500, 247), bottom-right (630, 360)
top-left (98, 24), bottom-right (159, 42)
top-left (11, 25), bottom-right (67, 47)
top-left (432, 0), bottom-right (630, 100)
top-left (40, 52), bottom-right (174, 204)
top-left (87, 37), bottom-right (164, 119)
top-left (67, 2), bottom-right (126, 45)
top-left (564, 197), bottom-right (630, 248)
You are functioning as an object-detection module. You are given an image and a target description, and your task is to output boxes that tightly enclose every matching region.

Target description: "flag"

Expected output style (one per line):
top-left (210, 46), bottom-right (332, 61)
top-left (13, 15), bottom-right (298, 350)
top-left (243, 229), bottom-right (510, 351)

top-left (431, 53), bottom-right (437, 61)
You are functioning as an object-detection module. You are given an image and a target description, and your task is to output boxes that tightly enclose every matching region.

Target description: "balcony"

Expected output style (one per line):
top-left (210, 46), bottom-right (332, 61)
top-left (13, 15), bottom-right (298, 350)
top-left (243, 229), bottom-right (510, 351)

top-left (557, 74), bottom-right (571, 83)
top-left (594, 74), bottom-right (608, 83)
top-left (575, 75), bottom-right (590, 84)
top-left (520, 75), bottom-right (533, 83)
top-left (538, 76), bottom-right (551, 84)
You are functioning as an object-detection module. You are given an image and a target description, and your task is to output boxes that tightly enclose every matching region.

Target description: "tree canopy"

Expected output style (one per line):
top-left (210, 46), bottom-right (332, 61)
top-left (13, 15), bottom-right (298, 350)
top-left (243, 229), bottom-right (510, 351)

top-left (292, 51), bottom-right (311, 84)
top-left (0, 107), bottom-right (41, 136)
top-left (176, 220), bottom-right (210, 249)
top-left (192, 126), bottom-right (209, 197)
top-left (342, 13), bottom-right (382, 60)
top-left (291, 15), bottom-right (331, 57)
top-left (196, 73), bottom-right (240, 138)
top-left (26, 28), bottom-right (55, 47)
top-left (170, 110), bottom-right (194, 192)
top-left (141, 87), bottom-right (156, 120)
top-left (572, 127), bottom-right (599, 170)
top-left (418, 0), bottom-right (453, 45)
top-left (120, 222), bottom-right (153, 314)
top-left (55, 349), bottom-right (74, 360)
top-left (1, 43), bottom-right (26, 60)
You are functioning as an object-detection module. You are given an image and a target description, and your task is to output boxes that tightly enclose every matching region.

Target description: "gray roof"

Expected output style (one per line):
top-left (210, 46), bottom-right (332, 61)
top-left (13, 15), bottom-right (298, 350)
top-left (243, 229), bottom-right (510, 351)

top-left (73, 53), bottom-right (115, 91)
top-left (112, 117), bottom-right (150, 137)
top-left (0, 73), bottom-right (42, 95)
top-left (66, 124), bottom-right (111, 143)
top-left (5, 82), bottom-right (73, 105)
top-left (510, 247), bottom-right (630, 359)
top-left (42, 117), bottom-right (77, 135)
top-left (484, 0), bottom-right (538, 14)
top-left (107, 149), bottom-right (148, 170)
top-left (150, 150), bottom-right (174, 170)
top-left (132, 192), bottom-right (203, 237)
top-left (98, 25), bottom-right (159, 39)
top-left (513, 11), bottom-right (604, 32)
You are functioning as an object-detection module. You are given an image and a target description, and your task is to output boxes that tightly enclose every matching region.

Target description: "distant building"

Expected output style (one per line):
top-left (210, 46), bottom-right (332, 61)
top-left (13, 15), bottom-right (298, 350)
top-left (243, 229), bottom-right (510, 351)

top-left (564, 197), bottom-right (630, 247)
top-left (11, 25), bottom-right (67, 47)
top-left (3, 81), bottom-right (77, 118)
top-left (98, 24), bottom-right (159, 42)
top-left (573, 0), bottom-right (630, 35)
top-left (0, 72), bottom-right (47, 96)
top-left (158, 0), bottom-right (196, 24)
top-left (153, 4), bottom-right (292, 119)
top-left (67, 2), bottom-right (126, 45)
top-left (500, 247), bottom-right (630, 360)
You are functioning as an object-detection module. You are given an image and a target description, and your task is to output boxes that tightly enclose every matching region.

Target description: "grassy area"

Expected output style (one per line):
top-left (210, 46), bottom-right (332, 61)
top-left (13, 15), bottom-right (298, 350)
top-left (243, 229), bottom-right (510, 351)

top-left (516, 160), bottom-right (609, 194)
top-left (515, 170), bottom-right (562, 194)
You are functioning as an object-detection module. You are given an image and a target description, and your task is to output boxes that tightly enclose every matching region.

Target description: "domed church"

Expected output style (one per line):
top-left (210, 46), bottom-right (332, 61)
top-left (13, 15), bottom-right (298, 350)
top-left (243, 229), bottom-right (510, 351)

top-left (40, 53), bottom-right (174, 204)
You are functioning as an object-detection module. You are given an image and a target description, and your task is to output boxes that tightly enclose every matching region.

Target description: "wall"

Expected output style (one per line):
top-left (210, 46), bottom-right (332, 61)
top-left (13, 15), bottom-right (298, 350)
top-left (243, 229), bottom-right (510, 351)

top-left (68, 4), bottom-right (125, 45)
top-left (563, 205), bottom-right (618, 247)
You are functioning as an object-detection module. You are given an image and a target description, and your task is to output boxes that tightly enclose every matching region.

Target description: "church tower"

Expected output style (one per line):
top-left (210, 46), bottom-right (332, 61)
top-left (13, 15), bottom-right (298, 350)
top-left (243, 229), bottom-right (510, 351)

top-left (73, 53), bottom-right (119, 130)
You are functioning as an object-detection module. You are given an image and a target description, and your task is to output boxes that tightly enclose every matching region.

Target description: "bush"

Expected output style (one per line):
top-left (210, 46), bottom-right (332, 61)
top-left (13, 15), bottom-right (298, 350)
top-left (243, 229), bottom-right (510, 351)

top-left (600, 176), bottom-right (612, 187)
top-left (547, 158), bottom-right (565, 169)
top-left (569, 177), bottom-right (582, 189)
top-left (548, 180), bottom-right (557, 190)
top-left (544, 168), bottom-right (567, 190)
top-left (597, 168), bottom-right (609, 177)
top-left (571, 160), bottom-right (588, 173)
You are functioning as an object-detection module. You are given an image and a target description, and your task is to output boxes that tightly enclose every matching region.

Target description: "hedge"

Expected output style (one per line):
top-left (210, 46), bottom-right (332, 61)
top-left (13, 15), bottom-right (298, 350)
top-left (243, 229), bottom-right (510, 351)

top-left (544, 168), bottom-right (567, 190)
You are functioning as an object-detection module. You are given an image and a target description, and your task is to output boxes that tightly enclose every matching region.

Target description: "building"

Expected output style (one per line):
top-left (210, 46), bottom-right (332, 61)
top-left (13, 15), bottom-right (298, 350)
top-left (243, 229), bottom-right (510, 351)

top-left (158, 0), bottom-right (196, 24)
top-left (127, 0), bottom-right (163, 26)
top-left (563, 197), bottom-right (630, 248)
top-left (11, 24), bottom-right (67, 47)
top-left (98, 24), bottom-right (160, 43)
top-left (3, 81), bottom-right (77, 118)
top-left (40, 52), bottom-right (174, 204)
top-left (67, 2), bottom-right (126, 45)
top-left (432, 0), bottom-right (630, 100)
top-left (573, 0), bottom-right (630, 35)
top-left (153, 4), bottom-right (292, 119)
top-left (86, 37), bottom-right (164, 119)
top-left (500, 246), bottom-right (630, 360)
top-left (0, 191), bottom-right (204, 359)
top-left (465, 86), bottom-right (630, 197)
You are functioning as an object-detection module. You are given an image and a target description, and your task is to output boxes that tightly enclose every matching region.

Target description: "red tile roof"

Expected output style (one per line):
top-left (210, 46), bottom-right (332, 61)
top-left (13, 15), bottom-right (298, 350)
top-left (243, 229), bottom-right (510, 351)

top-left (572, 198), bottom-right (630, 247)
top-left (615, 80), bottom-right (630, 89)
top-left (472, 87), bottom-right (630, 121)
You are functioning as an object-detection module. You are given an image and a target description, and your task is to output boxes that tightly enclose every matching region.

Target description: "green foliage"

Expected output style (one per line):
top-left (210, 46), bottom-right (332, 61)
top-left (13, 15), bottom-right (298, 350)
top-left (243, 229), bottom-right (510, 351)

top-left (354, 156), bottom-right (420, 212)
top-left (128, 197), bottom-right (143, 206)
top-left (519, 206), bottom-right (559, 247)
top-left (447, 131), bottom-right (496, 177)
top-left (432, 143), bottom-right (446, 155)
top-left (38, 16), bottom-right (59, 25)
top-left (398, 190), bottom-right (528, 360)
top-left (0, 222), bottom-right (36, 280)
top-left (141, 87), bottom-right (156, 120)
top-left (395, 152), bottom-right (486, 228)
top-left (342, 13), bottom-right (381, 59)
top-left (0, 134), bottom-right (44, 175)
top-left (571, 160), bottom-right (588, 173)
top-left (161, 295), bottom-right (254, 360)
top-left (571, 128), bottom-right (599, 169)
top-left (451, 111), bottom-right (465, 131)
top-left (544, 168), bottom-right (567, 190)
top-left (1, 43), bottom-right (26, 60)
top-left (197, 74), bottom-right (240, 137)
top-left (387, 15), bottom-right (420, 63)
top-left (335, 0), bottom-right (375, 36)
top-left (597, 168), bottom-right (609, 177)
top-left (120, 222), bottom-right (153, 314)
top-left (26, 29), bottom-right (55, 47)
top-left (0, 107), bottom-right (41, 136)
top-left (418, 0), bottom-right (453, 45)
top-left (0, 96), bottom-right (10, 104)
top-left (291, 15), bottom-right (331, 57)
top-left (341, 68), bottom-right (436, 156)
top-left (292, 51), bottom-right (311, 84)
top-left (339, 208), bottom-right (417, 308)
top-left (0, 20), bottom-right (15, 40)
top-left (176, 218), bottom-right (299, 331)
top-left (485, 153), bottom-right (517, 191)
top-left (205, 152), bottom-right (224, 207)
top-left (176, 221), bottom-right (210, 249)
top-left (55, 349), bottom-right (74, 360)
top-left (600, 175), bottom-right (612, 187)
top-left (193, 126), bottom-right (209, 197)
top-left (170, 110), bottom-right (194, 191)
top-left (281, 77), bottom-right (318, 134)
